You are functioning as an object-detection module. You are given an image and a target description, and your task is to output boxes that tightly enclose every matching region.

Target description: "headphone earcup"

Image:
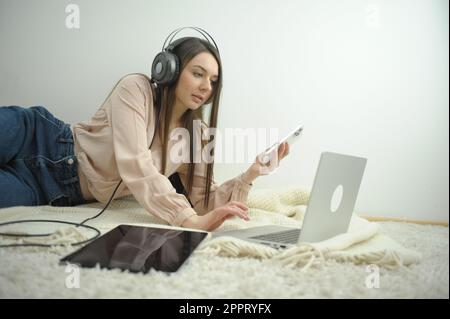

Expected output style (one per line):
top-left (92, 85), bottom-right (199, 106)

top-left (151, 52), bottom-right (180, 85)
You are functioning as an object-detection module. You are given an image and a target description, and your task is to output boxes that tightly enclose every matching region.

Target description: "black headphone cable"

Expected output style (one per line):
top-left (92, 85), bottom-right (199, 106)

top-left (0, 179), bottom-right (123, 248)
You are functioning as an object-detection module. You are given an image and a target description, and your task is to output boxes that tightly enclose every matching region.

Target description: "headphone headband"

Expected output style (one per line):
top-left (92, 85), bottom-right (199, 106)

top-left (162, 26), bottom-right (220, 56)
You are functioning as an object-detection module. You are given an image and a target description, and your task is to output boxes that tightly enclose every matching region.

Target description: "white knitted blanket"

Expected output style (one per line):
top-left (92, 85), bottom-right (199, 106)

top-left (0, 188), bottom-right (421, 270)
top-left (196, 188), bottom-right (422, 270)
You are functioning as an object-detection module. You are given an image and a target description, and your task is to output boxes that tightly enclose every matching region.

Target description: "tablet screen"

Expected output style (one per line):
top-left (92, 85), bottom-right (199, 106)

top-left (60, 225), bottom-right (208, 273)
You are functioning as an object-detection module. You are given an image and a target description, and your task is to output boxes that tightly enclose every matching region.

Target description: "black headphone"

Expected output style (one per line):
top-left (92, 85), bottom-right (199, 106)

top-left (151, 27), bottom-right (220, 86)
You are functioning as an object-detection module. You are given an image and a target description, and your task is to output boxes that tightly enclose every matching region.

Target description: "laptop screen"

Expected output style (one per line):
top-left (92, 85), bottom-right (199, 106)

top-left (60, 225), bottom-right (208, 273)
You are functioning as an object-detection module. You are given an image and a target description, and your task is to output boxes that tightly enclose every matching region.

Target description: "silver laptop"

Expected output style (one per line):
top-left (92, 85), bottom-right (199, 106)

top-left (213, 152), bottom-right (367, 249)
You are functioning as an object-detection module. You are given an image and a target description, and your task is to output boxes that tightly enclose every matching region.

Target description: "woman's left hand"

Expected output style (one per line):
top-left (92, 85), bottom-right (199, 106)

top-left (242, 142), bottom-right (290, 184)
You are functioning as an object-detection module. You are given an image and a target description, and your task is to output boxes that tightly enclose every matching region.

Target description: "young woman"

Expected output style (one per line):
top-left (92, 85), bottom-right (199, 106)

top-left (0, 31), bottom-right (289, 231)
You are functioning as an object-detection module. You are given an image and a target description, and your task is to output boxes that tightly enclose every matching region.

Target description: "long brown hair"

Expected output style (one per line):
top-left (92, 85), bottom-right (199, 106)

top-left (154, 37), bottom-right (222, 209)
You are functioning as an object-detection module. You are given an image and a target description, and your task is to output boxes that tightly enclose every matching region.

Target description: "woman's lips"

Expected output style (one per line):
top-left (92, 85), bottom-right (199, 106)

top-left (192, 95), bottom-right (203, 103)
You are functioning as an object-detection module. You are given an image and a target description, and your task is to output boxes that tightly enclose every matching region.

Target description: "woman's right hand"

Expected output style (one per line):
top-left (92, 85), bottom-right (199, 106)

top-left (181, 201), bottom-right (250, 231)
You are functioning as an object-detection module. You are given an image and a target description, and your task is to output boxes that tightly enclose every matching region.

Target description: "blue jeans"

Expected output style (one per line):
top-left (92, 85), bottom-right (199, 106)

top-left (0, 106), bottom-right (86, 208)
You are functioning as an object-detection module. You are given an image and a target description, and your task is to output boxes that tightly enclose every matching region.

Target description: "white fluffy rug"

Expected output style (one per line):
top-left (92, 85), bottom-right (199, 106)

top-left (0, 219), bottom-right (448, 298)
top-left (0, 188), bottom-right (448, 298)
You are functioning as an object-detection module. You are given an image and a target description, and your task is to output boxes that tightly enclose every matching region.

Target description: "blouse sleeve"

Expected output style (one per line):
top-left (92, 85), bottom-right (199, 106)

top-left (177, 122), bottom-right (253, 215)
top-left (109, 74), bottom-right (197, 226)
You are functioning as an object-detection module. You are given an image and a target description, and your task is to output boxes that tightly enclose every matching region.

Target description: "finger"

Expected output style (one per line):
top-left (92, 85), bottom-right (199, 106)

top-left (230, 201), bottom-right (248, 211)
top-left (277, 142), bottom-right (286, 154)
top-left (279, 143), bottom-right (287, 159)
top-left (227, 207), bottom-right (250, 221)
top-left (280, 142), bottom-right (289, 159)
top-left (216, 206), bottom-right (246, 220)
top-left (283, 142), bottom-right (289, 153)
top-left (228, 205), bottom-right (248, 217)
top-left (230, 201), bottom-right (248, 210)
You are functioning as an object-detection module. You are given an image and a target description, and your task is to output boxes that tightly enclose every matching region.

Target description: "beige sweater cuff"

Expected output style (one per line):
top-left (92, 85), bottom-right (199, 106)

top-left (230, 174), bottom-right (253, 203)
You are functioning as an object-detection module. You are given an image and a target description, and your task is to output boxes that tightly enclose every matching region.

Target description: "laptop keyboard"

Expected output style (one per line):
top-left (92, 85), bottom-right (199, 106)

top-left (249, 228), bottom-right (301, 244)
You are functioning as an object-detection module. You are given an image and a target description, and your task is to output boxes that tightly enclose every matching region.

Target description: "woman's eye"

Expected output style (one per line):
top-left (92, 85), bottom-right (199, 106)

top-left (193, 72), bottom-right (202, 77)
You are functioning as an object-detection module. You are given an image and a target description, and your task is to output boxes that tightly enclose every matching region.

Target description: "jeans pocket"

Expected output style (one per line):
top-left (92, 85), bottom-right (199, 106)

top-left (26, 154), bottom-right (80, 206)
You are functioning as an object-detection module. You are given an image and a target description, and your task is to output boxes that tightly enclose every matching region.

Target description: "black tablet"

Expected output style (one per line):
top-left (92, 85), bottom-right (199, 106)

top-left (60, 225), bottom-right (208, 273)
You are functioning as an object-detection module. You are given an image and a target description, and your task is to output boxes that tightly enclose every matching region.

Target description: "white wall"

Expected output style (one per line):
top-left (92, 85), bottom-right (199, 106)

top-left (0, 0), bottom-right (448, 221)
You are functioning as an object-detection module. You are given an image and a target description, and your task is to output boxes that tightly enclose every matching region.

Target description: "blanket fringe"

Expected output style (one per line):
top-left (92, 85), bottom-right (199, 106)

top-left (195, 236), bottom-right (413, 271)
top-left (273, 244), bottom-right (326, 271)
top-left (0, 226), bottom-right (87, 251)
top-left (196, 236), bottom-right (278, 259)
top-left (196, 236), bottom-right (328, 271)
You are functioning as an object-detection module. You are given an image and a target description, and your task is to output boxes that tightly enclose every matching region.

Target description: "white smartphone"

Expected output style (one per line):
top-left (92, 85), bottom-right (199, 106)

top-left (257, 124), bottom-right (303, 175)
top-left (263, 124), bottom-right (304, 157)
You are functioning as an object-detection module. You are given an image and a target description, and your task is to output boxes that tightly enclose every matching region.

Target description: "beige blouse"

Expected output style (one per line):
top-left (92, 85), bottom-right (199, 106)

top-left (71, 73), bottom-right (252, 227)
